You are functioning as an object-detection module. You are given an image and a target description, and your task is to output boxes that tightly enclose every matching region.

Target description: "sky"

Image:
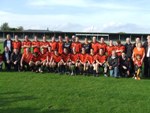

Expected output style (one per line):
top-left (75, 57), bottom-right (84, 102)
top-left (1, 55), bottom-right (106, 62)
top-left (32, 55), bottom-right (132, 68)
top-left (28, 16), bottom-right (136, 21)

top-left (0, 0), bottom-right (150, 33)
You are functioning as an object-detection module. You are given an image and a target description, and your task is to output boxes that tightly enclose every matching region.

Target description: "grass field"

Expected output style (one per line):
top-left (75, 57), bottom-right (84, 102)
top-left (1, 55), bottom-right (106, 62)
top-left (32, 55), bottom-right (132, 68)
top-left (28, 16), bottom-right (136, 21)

top-left (1, 72), bottom-right (150, 113)
top-left (0, 42), bottom-right (3, 51)
top-left (1, 43), bottom-right (150, 113)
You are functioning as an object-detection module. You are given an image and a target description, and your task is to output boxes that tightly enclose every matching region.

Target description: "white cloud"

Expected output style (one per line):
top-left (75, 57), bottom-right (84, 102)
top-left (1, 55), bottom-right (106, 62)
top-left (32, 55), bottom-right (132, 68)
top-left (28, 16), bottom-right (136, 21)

top-left (0, 10), bottom-right (150, 33)
top-left (100, 22), bottom-right (150, 33)
top-left (0, 10), bottom-right (78, 29)
top-left (28, 0), bottom-right (138, 11)
top-left (28, 0), bottom-right (87, 7)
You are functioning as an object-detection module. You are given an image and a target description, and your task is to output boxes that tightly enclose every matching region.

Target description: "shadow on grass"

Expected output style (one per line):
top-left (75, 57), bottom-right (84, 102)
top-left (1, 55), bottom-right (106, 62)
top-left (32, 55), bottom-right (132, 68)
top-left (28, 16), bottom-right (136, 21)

top-left (0, 107), bottom-right (39, 113)
top-left (0, 91), bottom-right (37, 107)
top-left (0, 91), bottom-right (70, 113)
top-left (0, 91), bottom-right (21, 95)
top-left (140, 77), bottom-right (150, 80)
top-left (0, 91), bottom-right (39, 113)
top-left (42, 109), bottom-right (70, 113)
top-left (0, 108), bottom-right (70, 113)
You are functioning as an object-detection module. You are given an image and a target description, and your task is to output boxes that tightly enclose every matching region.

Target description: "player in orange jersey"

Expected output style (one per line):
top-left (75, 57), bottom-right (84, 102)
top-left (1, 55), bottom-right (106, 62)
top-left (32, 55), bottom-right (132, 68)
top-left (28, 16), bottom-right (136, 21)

top-left (58, 36), bottom-right (64, 55)
top-left (20, 48), bottom-right (34, 71)
top-left (49, 36), bottom-right (58, 52)
top-left (22, 35), bottom-right (31, 53)
top-left (32, 36), bottom-right (40, 53)
top-left (69, 47), bottom-right (79, 75)
top-left (98, 37), bottom-right (107, 53)
top-left (13, 35), bottom-right (22, 53)
top-left (71, 37), bottom-right (82, 53)
top-left (51, 50), bottom-right (63, 73)
top-left (95, 49), bottom-right (108, 77)
top-left (91, 37), bottom-right (99, 55)
top-left (78, 48), bottom-right (87, 75)
top-left (40, 36), bottom-right (49, 53)
top-left (85, 49), bottom-right (97, 76)
top-left (61, 48), bottom-right (71, 74)
top-left (115, 40), bottom-right (125, 57)
top-left (106, 40), bottom-right (115, 57)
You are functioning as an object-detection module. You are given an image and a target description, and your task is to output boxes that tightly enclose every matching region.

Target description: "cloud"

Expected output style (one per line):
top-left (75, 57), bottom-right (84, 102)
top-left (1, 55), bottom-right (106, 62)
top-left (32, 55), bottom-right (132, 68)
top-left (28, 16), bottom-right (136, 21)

top-left (0, 10), bottom-right (150, 33)
top-left (100, 22), bottom-right (150, 33)
top-left (0, 10), bottom-right (78, 29)
top-left (28, 0), bottom-right (87, 7)
top-left (27, 0), bottom-right (138, 11)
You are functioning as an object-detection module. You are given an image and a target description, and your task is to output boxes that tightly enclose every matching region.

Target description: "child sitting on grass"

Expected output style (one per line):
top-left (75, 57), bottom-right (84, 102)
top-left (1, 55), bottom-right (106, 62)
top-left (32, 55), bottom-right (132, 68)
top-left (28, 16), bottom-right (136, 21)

top-left (133, 55), bottom-right (142, 80)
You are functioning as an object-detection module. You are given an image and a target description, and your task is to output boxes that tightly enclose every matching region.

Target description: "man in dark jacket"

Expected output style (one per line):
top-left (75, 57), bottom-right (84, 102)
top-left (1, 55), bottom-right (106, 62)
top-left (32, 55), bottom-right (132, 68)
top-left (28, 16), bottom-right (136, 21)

top-left (63, 36), bottom-right (72, 53)
top-left (124, 38), bottom-right (134, 59)
top-left (119, 52), bottom-right (130, 77)
top-left (11, 49), bottom-right (22, 71)
top-left (124, 37), bottom-right (134, 75)
top-left (143, 36), bottom-right (150, 78)
top-left (107, 50), bottom-right (120, 78)
top-left (3, 47), bottom-right (11, 71)
top-left (3, 34), bottom-right (13, 53)
top-left (82, 38), bottom-right (91, 54)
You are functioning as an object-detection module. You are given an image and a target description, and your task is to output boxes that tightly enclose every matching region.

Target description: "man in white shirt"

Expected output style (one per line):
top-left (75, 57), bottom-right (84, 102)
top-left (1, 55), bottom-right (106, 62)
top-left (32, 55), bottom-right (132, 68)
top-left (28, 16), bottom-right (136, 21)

top-left (147, 46), bottom-right (150, 57)
top-left (143, 36), bottom-right (150, 78)
top-left (3, 34), bottom-right (13, 53)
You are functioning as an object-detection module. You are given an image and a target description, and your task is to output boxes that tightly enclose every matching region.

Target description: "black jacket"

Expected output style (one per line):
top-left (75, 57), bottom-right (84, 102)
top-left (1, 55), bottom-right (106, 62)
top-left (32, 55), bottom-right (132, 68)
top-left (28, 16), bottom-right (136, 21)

top-left (3, 39), bottom-right (13, 52)
top-left (63, 41), bottom-right (72, 53)
top-left (120, 57), bottom-right (130, 69)
top-left (143, 42), bottom-right (149, 58)
top-left (108, 56), bottom-right (119, 68)
top-left (82, 43), bottom-right (91, 54)
top-left (124, 43), bottom-right (134, 58)
top-left (11, 52), bottom-right (22, 63)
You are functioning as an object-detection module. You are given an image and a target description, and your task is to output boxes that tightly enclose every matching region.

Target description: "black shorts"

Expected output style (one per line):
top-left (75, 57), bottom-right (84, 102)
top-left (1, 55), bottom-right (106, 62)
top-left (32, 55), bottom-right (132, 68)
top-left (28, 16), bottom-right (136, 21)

top-left (134, 65), bottom-right (141, 72)
top-left (23, 61), bottom-right (29, 66)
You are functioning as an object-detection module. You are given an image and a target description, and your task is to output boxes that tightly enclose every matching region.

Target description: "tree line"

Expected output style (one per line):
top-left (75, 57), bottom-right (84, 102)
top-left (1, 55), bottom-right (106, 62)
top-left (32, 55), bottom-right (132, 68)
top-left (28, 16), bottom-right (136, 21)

top-left (0, 22), bottom-right (24, 32)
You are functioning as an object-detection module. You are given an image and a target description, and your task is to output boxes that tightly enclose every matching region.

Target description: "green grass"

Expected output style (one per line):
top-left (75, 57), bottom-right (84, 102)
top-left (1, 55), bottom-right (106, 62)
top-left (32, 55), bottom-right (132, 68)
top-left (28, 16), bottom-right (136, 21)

top-left (0, 42), bottom-right (149, 113)
top-left (0, 42), bottom-right (3, 51)
top-left (0, 72), bottom-right (150, 113)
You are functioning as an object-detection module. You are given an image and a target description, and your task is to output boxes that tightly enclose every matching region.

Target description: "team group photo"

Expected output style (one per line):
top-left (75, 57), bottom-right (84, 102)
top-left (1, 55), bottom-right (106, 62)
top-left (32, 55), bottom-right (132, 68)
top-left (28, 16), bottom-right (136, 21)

top-left (1, 0), bottom-right (150, 113)
top-left (1, 34), bottom-right (150, 80)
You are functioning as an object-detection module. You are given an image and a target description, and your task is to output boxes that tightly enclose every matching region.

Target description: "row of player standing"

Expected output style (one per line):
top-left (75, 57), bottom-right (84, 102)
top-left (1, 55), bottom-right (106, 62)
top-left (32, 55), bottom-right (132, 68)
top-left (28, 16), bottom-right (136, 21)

top-left (3, 34), bottom-right (126, 55)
